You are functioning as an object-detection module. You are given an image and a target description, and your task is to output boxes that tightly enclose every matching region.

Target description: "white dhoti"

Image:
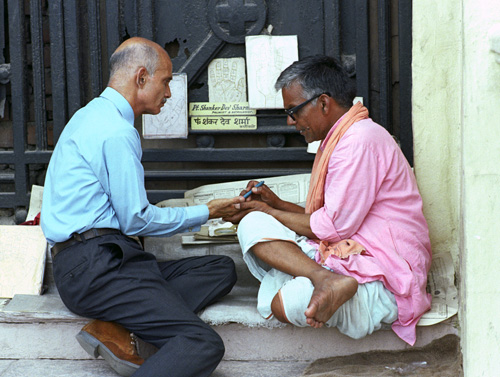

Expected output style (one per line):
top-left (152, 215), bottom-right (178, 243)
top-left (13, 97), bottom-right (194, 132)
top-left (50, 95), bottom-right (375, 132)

top-left (237, 211), bottom-right (398, 339)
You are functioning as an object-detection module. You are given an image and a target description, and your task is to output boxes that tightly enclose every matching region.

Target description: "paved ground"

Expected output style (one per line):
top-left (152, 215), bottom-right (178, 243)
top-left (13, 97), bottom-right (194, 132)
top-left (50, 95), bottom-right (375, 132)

top-left (301, 334), bottom-right (462, 377)
top-left (0, 359), bottom-right (309, 377)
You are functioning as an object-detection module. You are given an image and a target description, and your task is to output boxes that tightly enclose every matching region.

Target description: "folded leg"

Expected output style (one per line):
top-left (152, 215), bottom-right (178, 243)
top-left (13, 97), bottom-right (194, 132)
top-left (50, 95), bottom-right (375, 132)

top-left (274, 276), bottom-right (398, 339)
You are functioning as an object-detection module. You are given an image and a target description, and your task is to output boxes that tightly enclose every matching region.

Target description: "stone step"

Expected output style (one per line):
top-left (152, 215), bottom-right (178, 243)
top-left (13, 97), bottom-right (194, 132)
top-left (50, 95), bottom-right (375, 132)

top-left (0, 291), bottom-right (457, 362)
top-left (0, 359), bottom-right (310, 377)
top-left (0, 233), bottom-right (459, 362)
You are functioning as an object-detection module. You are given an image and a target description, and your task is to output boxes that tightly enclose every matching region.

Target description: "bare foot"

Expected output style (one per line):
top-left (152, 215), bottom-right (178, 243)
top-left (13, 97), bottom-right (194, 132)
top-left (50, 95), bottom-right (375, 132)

top-left (304, 269), bottom-right (358, 328)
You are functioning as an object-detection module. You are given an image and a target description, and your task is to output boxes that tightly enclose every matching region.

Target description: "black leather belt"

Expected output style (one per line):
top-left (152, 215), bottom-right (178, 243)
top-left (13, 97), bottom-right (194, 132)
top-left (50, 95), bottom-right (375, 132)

top-left (51, 228), bottom-right (122, 259)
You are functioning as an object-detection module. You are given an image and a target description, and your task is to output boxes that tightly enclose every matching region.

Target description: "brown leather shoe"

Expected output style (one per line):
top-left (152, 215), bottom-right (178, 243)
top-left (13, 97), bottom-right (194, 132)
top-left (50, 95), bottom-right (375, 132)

top-left (76, 319), bottom-right (144, 376)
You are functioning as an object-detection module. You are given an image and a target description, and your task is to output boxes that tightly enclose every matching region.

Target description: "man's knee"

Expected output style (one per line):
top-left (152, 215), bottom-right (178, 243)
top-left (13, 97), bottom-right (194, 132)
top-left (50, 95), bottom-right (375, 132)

top-left (277, 277), bottom-right (315, 327)
top-left (271, 291), bottom-right (290, 324)
top-left (193, 326), bottom-right (225, 362)
top-left (237, 211), bottom-right (276, 243)
top-left (238, 210), bottom-right (265, 229)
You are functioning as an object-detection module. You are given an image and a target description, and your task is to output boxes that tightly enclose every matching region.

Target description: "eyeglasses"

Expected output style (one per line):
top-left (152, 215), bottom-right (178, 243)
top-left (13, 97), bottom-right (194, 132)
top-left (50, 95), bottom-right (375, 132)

top-left (284, 92), bottom-right (330, 121)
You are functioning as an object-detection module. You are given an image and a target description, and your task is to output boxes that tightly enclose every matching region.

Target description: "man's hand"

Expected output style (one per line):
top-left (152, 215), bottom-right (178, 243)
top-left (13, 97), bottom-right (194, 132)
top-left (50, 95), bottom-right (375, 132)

top-left (242, 180), bottom-right (305, 214)
top-left (207, 197), bottom-right (244, 219)
top-left (222, 199), bottom-right (272, 224)
top-left (242, 180), bottom-right (282, 208)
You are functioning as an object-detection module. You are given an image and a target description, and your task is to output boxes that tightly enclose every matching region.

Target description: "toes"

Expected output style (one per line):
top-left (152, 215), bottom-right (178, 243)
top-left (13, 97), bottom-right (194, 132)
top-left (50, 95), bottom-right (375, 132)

top-left (305, 300), bottom-right (319, 318)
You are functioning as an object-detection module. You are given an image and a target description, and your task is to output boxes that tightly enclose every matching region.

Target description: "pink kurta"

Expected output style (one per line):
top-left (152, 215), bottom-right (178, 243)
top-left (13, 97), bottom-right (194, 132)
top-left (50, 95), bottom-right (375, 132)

top-left (309, 115), bottom-right (432, 345)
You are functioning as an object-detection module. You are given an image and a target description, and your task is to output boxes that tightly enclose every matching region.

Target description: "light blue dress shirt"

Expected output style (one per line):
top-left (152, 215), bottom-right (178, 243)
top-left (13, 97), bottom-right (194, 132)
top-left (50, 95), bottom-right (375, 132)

top-left (41, 87), bottom-right (209, 245)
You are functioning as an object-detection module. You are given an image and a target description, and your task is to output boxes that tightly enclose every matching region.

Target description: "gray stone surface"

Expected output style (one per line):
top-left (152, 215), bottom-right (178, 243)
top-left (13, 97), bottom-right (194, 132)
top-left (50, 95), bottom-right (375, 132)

top-left (0, 360), bottom-right (117, 377)
top-left (1, 294), bottom-right (81, 322)
top-left (213, 360), bottom-right (309, 377)
top-left (0, 361), bottom-right (14, 375)
top-left (0, 318), bottom-right (459, 362)
top-left (0, 359), bottom-right (308, 377)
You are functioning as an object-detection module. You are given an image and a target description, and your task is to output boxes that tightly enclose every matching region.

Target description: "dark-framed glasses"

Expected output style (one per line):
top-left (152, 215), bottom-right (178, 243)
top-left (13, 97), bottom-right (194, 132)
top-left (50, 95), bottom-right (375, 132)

top-left (284, 92), bottom-right (330, 121)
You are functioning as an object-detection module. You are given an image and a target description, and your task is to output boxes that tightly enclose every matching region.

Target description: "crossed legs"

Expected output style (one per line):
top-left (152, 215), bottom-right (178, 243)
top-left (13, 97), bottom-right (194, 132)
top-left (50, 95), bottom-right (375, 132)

top-left (250, 240), bottom-right (358, 328)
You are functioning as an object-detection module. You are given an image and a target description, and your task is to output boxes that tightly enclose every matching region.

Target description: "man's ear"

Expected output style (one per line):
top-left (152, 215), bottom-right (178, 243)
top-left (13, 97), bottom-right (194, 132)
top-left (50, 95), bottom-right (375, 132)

top-left (320, 93), bottom-right (330, 113)
top-left (136, 67), bottom-right (148, 88)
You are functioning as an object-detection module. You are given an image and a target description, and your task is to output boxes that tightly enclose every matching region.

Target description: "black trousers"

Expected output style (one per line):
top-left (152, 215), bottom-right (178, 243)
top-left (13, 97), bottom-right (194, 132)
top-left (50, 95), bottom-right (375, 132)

top-left (52, 233), bottom-right (237, 377)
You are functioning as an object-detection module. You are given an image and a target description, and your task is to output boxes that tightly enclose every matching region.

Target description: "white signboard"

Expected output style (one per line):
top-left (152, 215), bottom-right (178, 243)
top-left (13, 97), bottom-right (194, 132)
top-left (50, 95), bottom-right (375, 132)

top-left (245, 35), bottom-right (299, 109)
top-left (208, 57), bottom-right (247, 103)
top-left (142, 73), bottom-right (188, 139)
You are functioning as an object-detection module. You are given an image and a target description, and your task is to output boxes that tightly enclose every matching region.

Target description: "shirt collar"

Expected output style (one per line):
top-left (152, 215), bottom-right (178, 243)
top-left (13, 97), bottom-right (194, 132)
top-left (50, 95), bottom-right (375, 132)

top-left (100, 87), bottom-right (135, 126)
top-left (320, 112), bottom-right (347, 151)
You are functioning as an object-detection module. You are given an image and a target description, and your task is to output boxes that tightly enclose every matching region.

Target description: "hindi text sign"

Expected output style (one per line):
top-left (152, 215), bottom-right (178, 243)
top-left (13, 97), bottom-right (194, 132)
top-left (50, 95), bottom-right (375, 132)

top-left (189, 102), bottom-right (257, 130)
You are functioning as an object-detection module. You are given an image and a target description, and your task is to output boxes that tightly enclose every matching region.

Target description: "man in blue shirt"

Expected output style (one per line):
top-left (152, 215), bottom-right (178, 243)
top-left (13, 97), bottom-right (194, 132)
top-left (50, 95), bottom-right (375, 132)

top-left (41, 37), bottom-right (242, 377)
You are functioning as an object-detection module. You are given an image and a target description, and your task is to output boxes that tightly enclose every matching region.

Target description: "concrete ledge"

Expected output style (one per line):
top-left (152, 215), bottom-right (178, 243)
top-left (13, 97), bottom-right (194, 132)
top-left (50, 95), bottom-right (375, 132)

top-left (0, 281), bottom-right (459, 361)
top-left (0, 317), bottom-right (458, 361)
top-left (219, 321), bottom-right (458, 361)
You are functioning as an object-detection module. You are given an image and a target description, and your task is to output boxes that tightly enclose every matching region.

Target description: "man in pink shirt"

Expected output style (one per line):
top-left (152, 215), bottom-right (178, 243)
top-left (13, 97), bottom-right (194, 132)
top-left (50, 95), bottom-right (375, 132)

top-left (226, 55), bottom-right (431, 345)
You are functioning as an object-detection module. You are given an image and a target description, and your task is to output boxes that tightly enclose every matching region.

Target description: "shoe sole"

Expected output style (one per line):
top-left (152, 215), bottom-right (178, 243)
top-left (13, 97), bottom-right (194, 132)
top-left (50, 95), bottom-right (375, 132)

top-left (76, 331), bottom-right (140, 377)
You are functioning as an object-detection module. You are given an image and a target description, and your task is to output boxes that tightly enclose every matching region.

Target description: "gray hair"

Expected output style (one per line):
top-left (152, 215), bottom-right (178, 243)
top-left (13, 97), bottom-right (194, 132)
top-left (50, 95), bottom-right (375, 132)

top-left (109, 43), bottom-right (159, 78)
top-left (275, 55), bottom-right (355, 109)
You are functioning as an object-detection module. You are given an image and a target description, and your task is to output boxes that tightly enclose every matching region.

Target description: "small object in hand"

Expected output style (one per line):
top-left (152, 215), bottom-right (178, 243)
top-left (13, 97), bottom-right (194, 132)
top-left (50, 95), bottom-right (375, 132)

top-left (243, 180), bottom-right (265, 199)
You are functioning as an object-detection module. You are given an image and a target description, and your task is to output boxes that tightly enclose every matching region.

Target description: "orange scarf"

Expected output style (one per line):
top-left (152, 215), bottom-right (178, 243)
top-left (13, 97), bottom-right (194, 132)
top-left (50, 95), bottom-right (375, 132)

top-left (305, 102), bottom-right (369, 262)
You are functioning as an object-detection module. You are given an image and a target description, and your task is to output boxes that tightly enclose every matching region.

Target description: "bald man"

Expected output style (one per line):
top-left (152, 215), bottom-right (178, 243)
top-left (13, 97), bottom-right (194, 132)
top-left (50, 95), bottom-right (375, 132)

top-left (41, 37), bottom-right (241, 377)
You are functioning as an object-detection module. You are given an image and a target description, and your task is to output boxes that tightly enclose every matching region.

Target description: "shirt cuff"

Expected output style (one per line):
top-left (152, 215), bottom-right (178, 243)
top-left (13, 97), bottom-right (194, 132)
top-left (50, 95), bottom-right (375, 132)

top-left (184, 204), bottom-right (210, 232)
top-left (310, 208), bottom-right (342, 242)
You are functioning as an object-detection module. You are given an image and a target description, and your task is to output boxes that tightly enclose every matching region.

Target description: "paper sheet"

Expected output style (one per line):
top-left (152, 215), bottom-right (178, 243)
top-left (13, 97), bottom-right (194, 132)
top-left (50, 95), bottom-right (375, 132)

top-left (418, 252), bottom-right (458, 325)
top-left (142, 73), bottom-right (188, 139)
top-left (184, 173), bottom-right (310, 205)
top-left (0, 226), bottom-right (47, 298)
top-left (245, 35), bottom-right (299, 109)
top-left (156, 173), bottom-right (310, 209)
top-left (26, 185), bottom-right (44, 221)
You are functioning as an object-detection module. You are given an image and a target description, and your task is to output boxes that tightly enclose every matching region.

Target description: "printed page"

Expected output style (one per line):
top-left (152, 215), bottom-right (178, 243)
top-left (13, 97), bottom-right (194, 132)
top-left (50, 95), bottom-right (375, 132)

top-left (183, 173), bottom-right (311, 205)
top-left (418, 252), bottom-right (458, 326)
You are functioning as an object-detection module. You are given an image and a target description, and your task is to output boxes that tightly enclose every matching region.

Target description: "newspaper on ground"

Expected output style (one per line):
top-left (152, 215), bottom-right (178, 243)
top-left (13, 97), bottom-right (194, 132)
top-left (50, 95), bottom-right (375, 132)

top-left (418, 251), bottom-right (458, 325)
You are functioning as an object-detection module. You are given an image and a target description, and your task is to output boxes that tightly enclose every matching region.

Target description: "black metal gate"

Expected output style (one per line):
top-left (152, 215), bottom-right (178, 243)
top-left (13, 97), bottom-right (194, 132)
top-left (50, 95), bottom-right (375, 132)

top-left (0, 0), bottom-right (413, 217)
